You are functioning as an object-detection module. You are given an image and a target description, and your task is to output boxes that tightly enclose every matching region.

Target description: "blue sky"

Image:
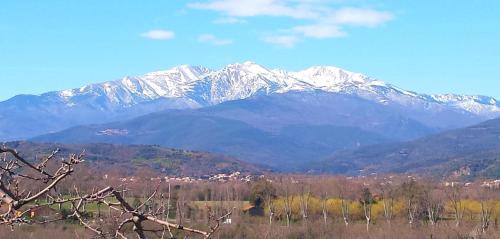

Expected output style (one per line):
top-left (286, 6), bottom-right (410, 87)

top-left (0, 0), bottom-right (499, 100)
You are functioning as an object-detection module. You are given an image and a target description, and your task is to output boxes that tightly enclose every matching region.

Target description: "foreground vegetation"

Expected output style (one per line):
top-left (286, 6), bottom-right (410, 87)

top-left (0, 146), bottom-right (499, 238)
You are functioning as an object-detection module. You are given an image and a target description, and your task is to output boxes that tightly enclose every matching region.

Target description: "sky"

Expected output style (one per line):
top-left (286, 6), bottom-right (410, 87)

top-left (0, 0), bottom-right (499, 100)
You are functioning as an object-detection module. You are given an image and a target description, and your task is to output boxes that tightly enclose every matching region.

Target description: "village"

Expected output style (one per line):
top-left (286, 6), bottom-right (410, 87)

top-left (107, 171), bottom-right (500, 190)
top-left (110, 171), bottom-right (259, 184)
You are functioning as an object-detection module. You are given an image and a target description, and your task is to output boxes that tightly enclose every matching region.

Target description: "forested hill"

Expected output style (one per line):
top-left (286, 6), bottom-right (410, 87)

top-left (314, 118), bottom-right (500, 179)
top-left (3, 141), bottom-right (267, 176)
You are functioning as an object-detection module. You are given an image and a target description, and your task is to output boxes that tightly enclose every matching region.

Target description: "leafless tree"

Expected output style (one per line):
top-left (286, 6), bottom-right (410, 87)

top-left (266, 193), bottom-right (275, 225)
top-left (478, 187), bottom-right (495, 234)
top-left (480, 200), bottom-right (493, 234)
top-left (446, 183), bottom-right (464, 227)
top-left (400, 179), bottom-right (420, 226)
top-left (0, 145), bottom-right (230, 239)
top-left (360, 187), bottom-right (374, 232)
top-left (337, 179), bottom-right (350, 227)
top-left (320, 191), bottom-right (328, 226)
top-left (298, 183), bottom-right (310, 224)
top-left (377, 181), bottom-right (396, 225)
top-left (280, 178), bottom-right (294, 228)
top-left (422, 187), bottom-right (443, 226)
top-left (0, 146), bottom-right (82, 225)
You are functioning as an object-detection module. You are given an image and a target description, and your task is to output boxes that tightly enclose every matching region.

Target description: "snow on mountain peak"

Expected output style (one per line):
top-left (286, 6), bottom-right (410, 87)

top-left (290, 65), bottom-right (372, 89)
top-left (431, 94), bottom-right (497, 105)
top-left (37, 62), bottom-right (499, 118)
top-left (59, 89), bottom-right (75, 98)
top-left (430, 94), bottom-right (500, 115)
top-left (222, 61), bottom-right (271, 75)
top-left (144, 65), bottom-right (211, 82)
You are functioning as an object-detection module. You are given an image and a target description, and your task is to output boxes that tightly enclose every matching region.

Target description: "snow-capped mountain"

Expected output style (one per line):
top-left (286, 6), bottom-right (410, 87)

top-left (43, 61), bottom-right (500, 114)
top-left (431, 94), bottom-right (499, 117)
top-left (1, 61), bottom-right (499, 140)
top-left (55, 65), bottom-right (212, 108)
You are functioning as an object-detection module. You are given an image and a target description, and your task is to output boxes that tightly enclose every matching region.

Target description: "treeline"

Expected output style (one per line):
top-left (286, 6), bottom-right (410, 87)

top-left (1, 156), bottom-right (500, 239)
top-left (245, 177), bottom-right (499, 228)
top-left (58, 170), bottom-right (500, 239)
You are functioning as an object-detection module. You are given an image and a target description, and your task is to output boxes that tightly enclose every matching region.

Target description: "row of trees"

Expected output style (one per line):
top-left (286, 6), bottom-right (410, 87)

top-left (247, 176), bottom-right (499, 235)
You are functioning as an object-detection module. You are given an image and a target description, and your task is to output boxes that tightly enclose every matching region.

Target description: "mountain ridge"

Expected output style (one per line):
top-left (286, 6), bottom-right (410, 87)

top-left (1, 62), bottom-right (499, 140)
top-left (7, 62), bottom-right (500, 113)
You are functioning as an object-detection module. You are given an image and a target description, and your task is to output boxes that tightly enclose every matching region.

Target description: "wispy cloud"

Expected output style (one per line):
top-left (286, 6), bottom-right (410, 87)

top-left (141, 30), bottom-right (175, 40)
top-left (293, 24), bottom-right (346, 39)
top-left (198, 34), bottom-right (233, 45)
top-left (213, 17), bottom-right (246, 24)
top-left (328, 8), bottom-right (394, 27)
top-left (289, 7), bottom-right (393, 39)
top-left (188, 1), bottom-right (395, 47)
top-left (188, 0), bottom-right (319, 19)
top-left (263, 35), bottom-right (299, 48)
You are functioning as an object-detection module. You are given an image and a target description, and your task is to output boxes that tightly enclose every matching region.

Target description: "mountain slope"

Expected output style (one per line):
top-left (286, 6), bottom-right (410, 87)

top-left (4, 141), bottom-right (265, 176)
top-left (33, 92), bottom-right (405, 167)
top-left (314, 118), bottom-right (500, 178)
top-left (1, 62), bottom-right (499, 140)
top-left (199, 91), bottom-right (436, 140)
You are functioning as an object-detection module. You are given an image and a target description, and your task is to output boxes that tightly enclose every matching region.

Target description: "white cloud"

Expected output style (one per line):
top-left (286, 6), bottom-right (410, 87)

top-left (328, 8), bottom-right (394, 27)
top-left (198, 34), bottom-right (233, 45)
top-left (213, 17), bottom-right (246, 24)
top-left (263, 35), bottom-right (299, 48)
top-left (141, 30), bottom-right (175, 40)
top-left (293, 24), bottom-right (346, 39)
top-left (189, 1), bottom-right (395, 47)
top-left (188, 0), bottom-right (319, 19)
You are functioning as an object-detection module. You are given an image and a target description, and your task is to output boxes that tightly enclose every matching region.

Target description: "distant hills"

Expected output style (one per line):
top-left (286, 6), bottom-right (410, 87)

top-left (4, 141), bottom-right (266, 177)
top-left (33, 91), bottom-right (438, 167)
top-left (312, 118), bottom-right (500, 178)
top-left (31, 92), bottom-right (500, 173)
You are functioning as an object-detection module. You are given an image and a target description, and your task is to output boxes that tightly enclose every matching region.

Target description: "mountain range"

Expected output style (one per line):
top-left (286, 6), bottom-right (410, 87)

top-left (2, 62), bottom-right (499, 141)
top-left (2, 62), bottom-right (500, 176)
